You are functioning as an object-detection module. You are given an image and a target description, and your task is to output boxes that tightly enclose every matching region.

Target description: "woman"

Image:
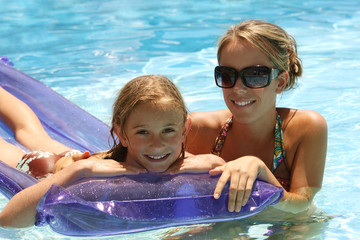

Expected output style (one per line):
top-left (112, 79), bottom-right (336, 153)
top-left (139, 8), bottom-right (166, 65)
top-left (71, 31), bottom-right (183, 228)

top-left (185, 20), bottom-right (327, 214)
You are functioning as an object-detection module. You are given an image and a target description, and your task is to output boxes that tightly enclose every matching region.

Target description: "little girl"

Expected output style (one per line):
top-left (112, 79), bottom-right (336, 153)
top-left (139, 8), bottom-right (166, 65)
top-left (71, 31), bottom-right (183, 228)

top-left (55, 74), bottom-right (223, 173)
top-left (0, 75), bottom-right (224, 228)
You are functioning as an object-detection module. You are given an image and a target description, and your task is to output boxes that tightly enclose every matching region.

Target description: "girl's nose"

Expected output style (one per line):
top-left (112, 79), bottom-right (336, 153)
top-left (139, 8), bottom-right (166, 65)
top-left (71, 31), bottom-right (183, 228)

top-left (150, 134), bottom-right (165, 148)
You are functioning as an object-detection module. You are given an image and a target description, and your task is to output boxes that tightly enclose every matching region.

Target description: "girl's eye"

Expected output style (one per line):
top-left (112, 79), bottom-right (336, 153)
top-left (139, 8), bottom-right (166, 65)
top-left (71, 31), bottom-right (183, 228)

top-left (163, 128), bottom-right (175, 133)
top-left (136, 130), bottom-right (148, 135)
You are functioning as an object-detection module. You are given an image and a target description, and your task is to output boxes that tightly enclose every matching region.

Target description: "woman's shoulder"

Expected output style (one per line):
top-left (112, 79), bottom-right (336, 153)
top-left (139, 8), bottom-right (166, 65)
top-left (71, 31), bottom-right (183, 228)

top-left (187, 109), bottom-right (231, 154)
top-left (278, 108), bottom-right (327, 136)
top-left (189, 109), bottom-right (232, 129)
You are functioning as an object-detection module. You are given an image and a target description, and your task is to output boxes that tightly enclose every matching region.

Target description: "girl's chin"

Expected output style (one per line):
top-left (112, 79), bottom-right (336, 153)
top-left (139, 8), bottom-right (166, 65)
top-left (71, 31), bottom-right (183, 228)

top-left (144, 160), bottom-right (175, 173)
top-left (141, 155), bottom-right (177, 172)
top-left (146, 166), bottom-right (169, 173)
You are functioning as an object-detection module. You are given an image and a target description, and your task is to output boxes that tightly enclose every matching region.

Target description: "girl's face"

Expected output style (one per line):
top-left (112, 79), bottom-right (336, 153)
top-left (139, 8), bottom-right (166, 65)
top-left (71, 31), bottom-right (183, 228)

top-left (219, 39), bottom-right (286, 123)
top-left (116, 99), bottom-right (188, 173)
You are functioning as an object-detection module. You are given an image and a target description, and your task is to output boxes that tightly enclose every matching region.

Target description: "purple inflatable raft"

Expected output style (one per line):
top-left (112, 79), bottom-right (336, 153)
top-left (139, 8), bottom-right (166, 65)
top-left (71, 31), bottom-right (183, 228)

top-left (0, 58), bottom-right (283, 236)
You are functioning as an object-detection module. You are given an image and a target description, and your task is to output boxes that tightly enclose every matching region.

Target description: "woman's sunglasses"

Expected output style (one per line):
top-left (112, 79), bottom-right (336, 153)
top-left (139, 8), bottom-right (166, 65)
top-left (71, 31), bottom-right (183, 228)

top-left (214, 65), bottom-right (280, 89)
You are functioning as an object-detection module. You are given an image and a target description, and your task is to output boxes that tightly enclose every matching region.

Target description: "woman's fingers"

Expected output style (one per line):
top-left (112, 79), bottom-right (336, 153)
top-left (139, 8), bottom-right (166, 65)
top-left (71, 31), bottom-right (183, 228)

top-left (231, 174), bottom-right (254, 212)
top-left (228, 170), bottom-right (241, 212)
top-left (242, 178), bottom-right (254, 206)
top-left (232, 174), bottom-right (246, 212)
top-left (212, 162), bottom-right (257, 212)
top-left (213, 169), bottom-right (228, 199)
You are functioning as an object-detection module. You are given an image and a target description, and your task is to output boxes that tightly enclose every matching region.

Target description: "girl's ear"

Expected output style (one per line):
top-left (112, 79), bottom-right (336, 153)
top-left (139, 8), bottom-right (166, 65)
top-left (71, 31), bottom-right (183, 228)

top-left (181, 117), bottom-right (191, 141)
top-left (275, 71), bottom-right (289, 93)
top-left (114, 124), bottom-right (128, 147)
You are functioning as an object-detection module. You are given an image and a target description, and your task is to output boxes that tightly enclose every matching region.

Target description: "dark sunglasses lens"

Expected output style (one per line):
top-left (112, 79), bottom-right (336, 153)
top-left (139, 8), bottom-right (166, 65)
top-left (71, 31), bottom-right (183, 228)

top-left (215, 67), bottom-right (236, 88)
top-left (242, 67), bottom-right (271, 88)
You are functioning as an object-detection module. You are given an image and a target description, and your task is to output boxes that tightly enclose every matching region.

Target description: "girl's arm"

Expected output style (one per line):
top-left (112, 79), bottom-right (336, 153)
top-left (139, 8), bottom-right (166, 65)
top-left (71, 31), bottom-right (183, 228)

top-left (0, 156), bottom-right (146, 228)
top-left (0, 87), bottom-right (71, 154)
top-left (165, 153), bottom-right (226, 174)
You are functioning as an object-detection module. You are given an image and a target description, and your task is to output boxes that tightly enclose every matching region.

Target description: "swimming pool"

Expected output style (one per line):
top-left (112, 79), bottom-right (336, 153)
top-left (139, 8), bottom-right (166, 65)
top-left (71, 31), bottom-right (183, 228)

top-left (1, 0), bottom-right (360, 239)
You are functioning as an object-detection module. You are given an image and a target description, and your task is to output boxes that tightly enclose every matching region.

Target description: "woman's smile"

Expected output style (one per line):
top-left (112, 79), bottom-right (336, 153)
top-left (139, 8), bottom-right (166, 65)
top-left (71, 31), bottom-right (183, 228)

top-left (233, 99), bottom-right (255, 107)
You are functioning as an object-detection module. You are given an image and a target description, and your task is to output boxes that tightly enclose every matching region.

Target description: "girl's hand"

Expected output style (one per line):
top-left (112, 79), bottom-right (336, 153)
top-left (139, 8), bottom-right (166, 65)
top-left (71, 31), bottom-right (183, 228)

top-left (209, 156), bottom-right (266, 212)
top-left (165, 154), bottom-right (225, 174)
top-left (54, 151), bottom-right (90, 173)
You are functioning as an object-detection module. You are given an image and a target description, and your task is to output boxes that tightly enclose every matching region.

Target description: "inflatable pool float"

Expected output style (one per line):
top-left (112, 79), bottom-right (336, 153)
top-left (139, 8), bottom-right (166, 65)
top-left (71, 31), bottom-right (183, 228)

top-left (0, 57), bottom-right (284, 236)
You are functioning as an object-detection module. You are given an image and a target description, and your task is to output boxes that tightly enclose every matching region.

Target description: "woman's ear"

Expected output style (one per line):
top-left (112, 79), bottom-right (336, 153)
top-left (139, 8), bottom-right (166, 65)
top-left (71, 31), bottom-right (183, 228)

top-left (276, 71), bottom-right (289, 93)
top-left (181, 117), bottom-right (191, 141)
top-left (114, 125), bottom-right (128, 147)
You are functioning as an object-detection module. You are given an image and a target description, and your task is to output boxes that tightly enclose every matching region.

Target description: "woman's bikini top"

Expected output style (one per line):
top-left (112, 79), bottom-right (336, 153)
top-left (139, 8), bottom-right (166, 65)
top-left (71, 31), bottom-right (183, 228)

top-left (211, 112), bottom-right (291, 191)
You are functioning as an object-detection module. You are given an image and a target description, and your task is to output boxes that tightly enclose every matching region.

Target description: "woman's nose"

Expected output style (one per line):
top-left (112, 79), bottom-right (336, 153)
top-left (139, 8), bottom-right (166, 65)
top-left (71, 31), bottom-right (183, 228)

top-left (233, 77), bottom-right (248, 94)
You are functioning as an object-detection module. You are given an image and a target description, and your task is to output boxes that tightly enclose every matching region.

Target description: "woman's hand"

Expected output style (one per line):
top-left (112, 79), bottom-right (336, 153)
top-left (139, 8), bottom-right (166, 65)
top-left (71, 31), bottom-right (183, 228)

top-left (209, 156), bottom-right (267, 212)
top-left (164, 154), bottom-right (226, 174)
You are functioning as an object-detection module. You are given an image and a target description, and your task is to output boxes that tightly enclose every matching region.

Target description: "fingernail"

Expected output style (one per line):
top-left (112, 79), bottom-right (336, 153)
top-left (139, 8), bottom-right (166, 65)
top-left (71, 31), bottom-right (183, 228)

top-left (236, 206), bottom-right (241, 212)
top-left (214, 193), bottom-right (220, 199)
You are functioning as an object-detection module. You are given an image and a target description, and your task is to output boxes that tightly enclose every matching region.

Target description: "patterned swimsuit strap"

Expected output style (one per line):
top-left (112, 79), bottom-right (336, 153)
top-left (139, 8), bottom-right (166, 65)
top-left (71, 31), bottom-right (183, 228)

top-left (211, 112), bottom-right (286, 165)
top-left (272, 111), bottom-right (286, 172)
top-left (211, 116), bottom-right (233, 156)
top-left (211, 112), bottom-right (289, 190)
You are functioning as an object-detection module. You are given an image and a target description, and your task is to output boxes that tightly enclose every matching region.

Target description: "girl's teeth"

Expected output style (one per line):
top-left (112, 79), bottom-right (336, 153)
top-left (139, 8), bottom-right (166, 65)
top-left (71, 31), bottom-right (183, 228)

top-left (148, 154), bottom-right (166, 159)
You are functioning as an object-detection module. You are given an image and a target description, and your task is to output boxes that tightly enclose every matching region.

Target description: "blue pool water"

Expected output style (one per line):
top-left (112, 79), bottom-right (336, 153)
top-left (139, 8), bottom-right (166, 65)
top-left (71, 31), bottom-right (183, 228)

top-left (1, 0), bottom-right (360, 239)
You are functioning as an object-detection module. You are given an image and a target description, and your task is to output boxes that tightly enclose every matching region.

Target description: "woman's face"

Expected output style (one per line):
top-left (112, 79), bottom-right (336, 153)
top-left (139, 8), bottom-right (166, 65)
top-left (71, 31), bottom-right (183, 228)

top-left (116, 99), bottom-right (188, 173)
top-left (219, 39), bottom-right (283, 123)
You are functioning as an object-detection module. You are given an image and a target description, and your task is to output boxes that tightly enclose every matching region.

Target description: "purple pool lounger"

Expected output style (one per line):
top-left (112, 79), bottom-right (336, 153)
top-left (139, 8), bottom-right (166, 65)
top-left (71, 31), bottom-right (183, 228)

top-left (0, 57), bottom-right (284, 236)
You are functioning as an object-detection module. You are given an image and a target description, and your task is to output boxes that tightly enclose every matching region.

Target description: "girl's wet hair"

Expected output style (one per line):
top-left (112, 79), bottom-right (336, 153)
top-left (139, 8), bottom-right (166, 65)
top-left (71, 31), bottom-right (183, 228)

top-left (106, 75), bottom-right (187, 161)
top-left (217, 20), bottom-right (303, 91)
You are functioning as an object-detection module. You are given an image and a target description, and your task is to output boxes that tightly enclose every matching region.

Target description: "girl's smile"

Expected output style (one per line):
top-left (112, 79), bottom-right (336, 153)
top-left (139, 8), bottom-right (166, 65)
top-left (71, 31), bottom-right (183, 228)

top-left (116, 99), bottom-right (188, 173)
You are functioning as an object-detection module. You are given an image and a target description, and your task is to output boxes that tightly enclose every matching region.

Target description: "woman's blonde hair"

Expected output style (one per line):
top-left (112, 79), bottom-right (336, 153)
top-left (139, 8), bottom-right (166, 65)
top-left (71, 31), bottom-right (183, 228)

top-left (106, 75), bottom-right (187, 161)
top-left (217, 20), bottom-right (302, 90)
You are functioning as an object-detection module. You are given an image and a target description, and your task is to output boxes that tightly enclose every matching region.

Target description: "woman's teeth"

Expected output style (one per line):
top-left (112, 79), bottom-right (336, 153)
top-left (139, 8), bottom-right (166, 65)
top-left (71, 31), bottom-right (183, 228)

top-left (234, 100), bottom-right (252, 106)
